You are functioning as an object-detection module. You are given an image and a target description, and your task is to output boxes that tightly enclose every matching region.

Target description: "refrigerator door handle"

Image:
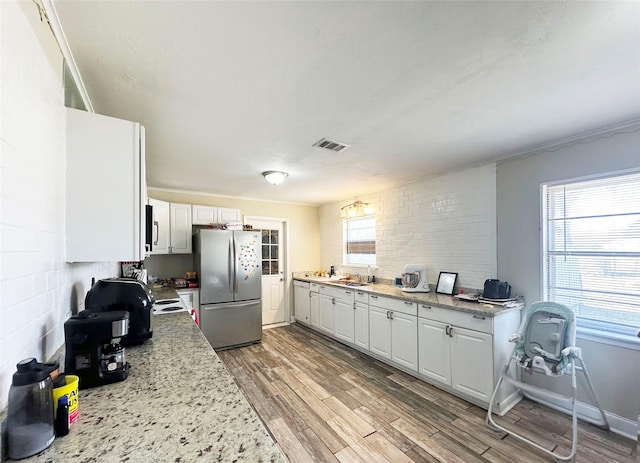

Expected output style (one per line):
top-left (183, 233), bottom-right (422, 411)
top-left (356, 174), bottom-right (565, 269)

top-left (228, 237), bottom-right (234, 294)
top-left (232, 235), bottom-right (238, 294)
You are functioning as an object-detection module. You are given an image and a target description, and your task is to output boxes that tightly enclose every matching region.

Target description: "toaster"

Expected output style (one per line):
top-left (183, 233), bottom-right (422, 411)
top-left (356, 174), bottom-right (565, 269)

top-left (482, 279), bottom-right (511, 299)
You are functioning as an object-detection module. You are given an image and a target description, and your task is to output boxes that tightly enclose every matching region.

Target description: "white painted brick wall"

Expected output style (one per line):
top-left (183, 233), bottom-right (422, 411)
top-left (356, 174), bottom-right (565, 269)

top-left (320, 163), bottom-right (497, 290)
top-left (0, 1), bottom-right (117, 410)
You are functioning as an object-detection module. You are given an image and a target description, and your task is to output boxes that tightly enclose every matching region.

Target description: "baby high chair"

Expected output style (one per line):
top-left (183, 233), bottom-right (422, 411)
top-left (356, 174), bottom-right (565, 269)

top-left (486, 301), bottom-right (609, 462)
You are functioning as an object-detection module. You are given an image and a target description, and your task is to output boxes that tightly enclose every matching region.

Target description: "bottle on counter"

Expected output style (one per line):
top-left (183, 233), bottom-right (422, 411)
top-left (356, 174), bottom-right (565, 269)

top-left (55, 395), bottom-right (70, 437)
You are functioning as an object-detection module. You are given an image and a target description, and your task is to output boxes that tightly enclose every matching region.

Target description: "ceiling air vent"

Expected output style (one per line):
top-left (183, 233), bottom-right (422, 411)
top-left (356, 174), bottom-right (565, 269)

top-left (312, 138), bottom-right (350, 152)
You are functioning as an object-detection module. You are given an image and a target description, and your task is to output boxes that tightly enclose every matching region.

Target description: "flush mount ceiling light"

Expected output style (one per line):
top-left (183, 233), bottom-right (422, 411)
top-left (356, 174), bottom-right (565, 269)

top-left (341, 201), bottom-right (375, 218)
top-left (262, 170), bottom-right (288, 186)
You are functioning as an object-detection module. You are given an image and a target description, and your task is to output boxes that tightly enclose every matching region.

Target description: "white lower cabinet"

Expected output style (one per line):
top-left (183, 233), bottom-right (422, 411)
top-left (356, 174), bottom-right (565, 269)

top-left (294, 281), bottom-right (311, 324)
top-left (310, 290), bottom-right (320, 328)
top-left (177, 289), bottom-right (200, 321)
top-left (369, 306), bottom-right (392, 360)
top-left (354, 301), bottom-right (369, 350)
top-left (369, 295), bottom-right (418, 372)
top-left (418, 304), bottom-right (496, 404)
top-left (292, 279), bottom-right (521, 415)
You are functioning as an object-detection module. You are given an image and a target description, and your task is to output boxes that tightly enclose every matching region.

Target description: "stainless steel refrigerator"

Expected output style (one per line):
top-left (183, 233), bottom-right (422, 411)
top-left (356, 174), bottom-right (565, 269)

top-left (194, 229), bottom-right (262, 350)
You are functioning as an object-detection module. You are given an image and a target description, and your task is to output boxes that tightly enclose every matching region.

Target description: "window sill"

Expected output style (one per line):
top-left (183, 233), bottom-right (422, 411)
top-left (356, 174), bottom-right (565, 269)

top-left (576, 325), bottom-right (640, 351)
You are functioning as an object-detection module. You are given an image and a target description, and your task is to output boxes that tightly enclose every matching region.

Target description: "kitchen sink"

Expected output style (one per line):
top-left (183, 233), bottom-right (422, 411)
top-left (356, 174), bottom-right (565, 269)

top-left (334, 280), bottom-right (369, 287)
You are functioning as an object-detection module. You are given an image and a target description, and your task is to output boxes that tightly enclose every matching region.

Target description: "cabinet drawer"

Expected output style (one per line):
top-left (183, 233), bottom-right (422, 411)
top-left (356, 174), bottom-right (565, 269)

top-left (310, 283), bottom-right (319, 293)
top-left (354, 290), bottom-right (369, 303)
top-left (370, 294), bottom-right (417, 317)
top-left (418, 304), bottom-right (492, 334)
top-left (294, 281), bottom-right (310, 290)
top-left (319, 284), bottom-right (355, 301)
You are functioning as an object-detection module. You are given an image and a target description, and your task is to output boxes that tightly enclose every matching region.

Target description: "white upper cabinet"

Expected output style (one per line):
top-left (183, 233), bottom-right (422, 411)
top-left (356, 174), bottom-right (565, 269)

top-left (148, 198), bottom-right (169, 254)
top-left (192, 205), bottom-right (218, 225)
top-left (66, 108), bottom-right (146, 262)
top-left (169, 203), bottom-right (192, 253)
top-left (192, 205), bottom-right (241, 225)
top-left (148, 199), bottom-right (191, 254)
top-left (218, 207), bottom-right (241, 223)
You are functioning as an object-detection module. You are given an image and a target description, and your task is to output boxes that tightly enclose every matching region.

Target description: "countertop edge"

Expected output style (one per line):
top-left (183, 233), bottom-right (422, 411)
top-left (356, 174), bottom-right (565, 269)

top-left (293, 276), bottom-right (522, 317)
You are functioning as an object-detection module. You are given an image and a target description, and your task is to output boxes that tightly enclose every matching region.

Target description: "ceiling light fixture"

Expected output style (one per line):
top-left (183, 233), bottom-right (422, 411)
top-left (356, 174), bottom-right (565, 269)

top-left (341, 201), bottom-right (375, 218)
top-left (262, 170), bottom-right (288, 186)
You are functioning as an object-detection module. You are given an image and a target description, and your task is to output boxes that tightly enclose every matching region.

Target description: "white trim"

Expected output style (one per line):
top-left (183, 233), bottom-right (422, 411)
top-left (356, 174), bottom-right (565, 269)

top-left (41, 0), bottom-right (94, 112)
top-left (576, 327), bottom-right (640, 351)
top-left (523, 391), bottom-right (638, 441)
top-left (147, 186), bottom-right (318, 208)
top-left (497, 119), bottom-right (640, 165)
top-left (245, 215), bottom-right (291, 325)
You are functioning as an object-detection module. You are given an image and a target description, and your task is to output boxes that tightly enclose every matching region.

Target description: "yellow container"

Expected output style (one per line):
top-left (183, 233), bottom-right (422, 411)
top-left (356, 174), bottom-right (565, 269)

top-left (53, 375), bottom-right (79, 425)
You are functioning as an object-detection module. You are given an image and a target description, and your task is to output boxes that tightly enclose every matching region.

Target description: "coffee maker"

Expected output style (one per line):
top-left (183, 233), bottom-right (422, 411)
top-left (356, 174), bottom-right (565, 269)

top-left (85, 278), bottom-right (153, 346)
top-left (64, 310), bottom-right (130, 389)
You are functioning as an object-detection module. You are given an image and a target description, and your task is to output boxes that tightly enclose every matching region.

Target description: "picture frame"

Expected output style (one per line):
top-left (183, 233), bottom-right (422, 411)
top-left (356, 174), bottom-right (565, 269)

top-left (436, 271), bottom-right (458, 295)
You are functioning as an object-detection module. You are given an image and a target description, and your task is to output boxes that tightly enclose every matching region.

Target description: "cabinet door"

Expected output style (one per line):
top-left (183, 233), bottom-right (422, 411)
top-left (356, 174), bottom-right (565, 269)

top-left (149, 198), bottom-right (170, 254)
top-left (418, 318), bottom-right (451, 385)
top-left (334, 299), bottom-right (355, 344)
top-left (310, 292), bottom-right (320, 328)
top-left (66, 108), bottom-right (145, 262)
top-left (218, 207), bottom-right (241, 223)
top-left (294, 283), bottom-right (311, 324)
top-left (319, 295), bottom-right (336, 335)
top-left (369, 306), bottom-right (391, 360)
top-left (450, 326), bottom-right (494, 402)
top-left (391, 312), bottom-right (418, 372)
top-left (169, 203), bottom-right (192, 253)
top-left (192, 205), bottom-right (218, 225)
top-left (177, 291), bottom-right (193, 308)
top-left (354, 302), bottom-right (369, 350)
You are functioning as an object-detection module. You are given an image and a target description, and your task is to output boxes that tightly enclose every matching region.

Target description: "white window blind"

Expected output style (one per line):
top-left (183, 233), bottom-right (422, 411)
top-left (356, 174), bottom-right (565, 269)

top-left (543, 171), bottom-right (640, 331)
top-left (344, 216), bottom-right (376, 265)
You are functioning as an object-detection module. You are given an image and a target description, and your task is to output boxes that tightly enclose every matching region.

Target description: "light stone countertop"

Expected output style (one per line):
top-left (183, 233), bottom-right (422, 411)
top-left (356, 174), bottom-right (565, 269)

top-left (293, 274), bottom-right (522, 317)
top-left (17, 309), bottom-right (285, 463)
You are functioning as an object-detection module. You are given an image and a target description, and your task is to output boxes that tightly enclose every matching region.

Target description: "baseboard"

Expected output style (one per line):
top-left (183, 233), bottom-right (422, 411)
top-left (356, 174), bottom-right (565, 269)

top-left (523, 391), bottom-right (638, 441)
top-left (263, 321), bottom-right (290, 330)
top-left (493, 389), bottom-right (523, 416)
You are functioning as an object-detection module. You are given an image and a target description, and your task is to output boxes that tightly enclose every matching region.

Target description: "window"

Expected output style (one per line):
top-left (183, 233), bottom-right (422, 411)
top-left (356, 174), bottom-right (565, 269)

top-left (259, 228), bottom-right (279, 275)
top-left (344, 216), bottom-right (376, 265)
top-left (542, 171), bottom-right (640, 334)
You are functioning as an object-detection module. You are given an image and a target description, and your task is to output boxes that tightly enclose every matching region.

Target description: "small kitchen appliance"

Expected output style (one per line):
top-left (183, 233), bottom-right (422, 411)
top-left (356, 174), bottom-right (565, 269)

top-left (7, 358), bottom-right (58, 459)
top-left (401, 264), bottom-right (430, 293)
top-left (84, 277), bottom-right (153, 345)
top-left (64, 311), bottom-right (130, 389)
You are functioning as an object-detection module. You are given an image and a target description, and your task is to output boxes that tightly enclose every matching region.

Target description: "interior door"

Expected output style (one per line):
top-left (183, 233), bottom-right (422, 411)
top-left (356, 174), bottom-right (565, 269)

top-left (247, 218), bottom-right (286, 326)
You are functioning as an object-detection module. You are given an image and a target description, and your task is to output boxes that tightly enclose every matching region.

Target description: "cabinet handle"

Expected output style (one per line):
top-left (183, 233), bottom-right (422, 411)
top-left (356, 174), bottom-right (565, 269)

top-left (421, 304), bottom-right (431, 309)
top-left (345, 291), bottom-right (352, 295)
top-left (389, 311), bottom-right (394, 320)
top-left (371, 295), bottom-right (378, 300)
top-left (404, 301), bottom-right (413, 306)
top-left (357, 291), bottom-right (364, 295)
top-left (332, 298), bottom-right (335, 305)
top-left (153, 221), bottom-right (159, 245)
top-left (386, 311), bottom-right (389, 319)
top-left (448, 325), bottom-right (454, 337)
top-left (473, 315), bottom-right (486, 320)
top-left (353, 303), bottom-right (356, 310)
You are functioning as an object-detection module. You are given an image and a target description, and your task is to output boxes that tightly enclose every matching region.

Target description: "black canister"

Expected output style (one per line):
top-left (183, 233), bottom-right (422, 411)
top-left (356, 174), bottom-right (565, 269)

top-left (7, 358), bottom-right (57, 459)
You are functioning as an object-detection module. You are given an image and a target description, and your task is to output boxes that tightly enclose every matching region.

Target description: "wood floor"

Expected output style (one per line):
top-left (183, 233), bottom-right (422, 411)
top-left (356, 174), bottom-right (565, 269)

top-left (217, 323), bottom-right (637, 463)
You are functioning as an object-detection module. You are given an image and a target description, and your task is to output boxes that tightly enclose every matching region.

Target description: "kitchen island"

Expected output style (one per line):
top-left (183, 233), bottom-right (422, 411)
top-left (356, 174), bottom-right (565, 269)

top-left (19, 309), bottom-right (285, 463)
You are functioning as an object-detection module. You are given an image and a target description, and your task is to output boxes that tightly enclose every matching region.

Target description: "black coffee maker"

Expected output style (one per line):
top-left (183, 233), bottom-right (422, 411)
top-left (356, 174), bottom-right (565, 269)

top-left (85, 278), bottom-right (154, 345)
top-left (64, 311), bottom-right (130, 389)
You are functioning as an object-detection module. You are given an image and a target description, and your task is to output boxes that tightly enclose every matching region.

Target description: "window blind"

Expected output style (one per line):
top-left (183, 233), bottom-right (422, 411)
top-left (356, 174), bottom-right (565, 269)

top-left (544, 172), bottom-right (640, 329)
top-left (344, 217), bottom-right (376, 265)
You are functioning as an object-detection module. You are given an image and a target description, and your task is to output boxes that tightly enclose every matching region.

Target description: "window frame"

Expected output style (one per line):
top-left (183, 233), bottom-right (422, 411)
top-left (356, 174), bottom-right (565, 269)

top-left (540, 168), bottom-right (640, 344)
top-left (343, 215), bottom-right (376, 266)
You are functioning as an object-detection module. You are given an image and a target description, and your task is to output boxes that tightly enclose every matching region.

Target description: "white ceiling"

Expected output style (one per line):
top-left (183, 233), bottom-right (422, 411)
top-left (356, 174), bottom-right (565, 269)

top-left (52, 1), bottom-right (640, 206)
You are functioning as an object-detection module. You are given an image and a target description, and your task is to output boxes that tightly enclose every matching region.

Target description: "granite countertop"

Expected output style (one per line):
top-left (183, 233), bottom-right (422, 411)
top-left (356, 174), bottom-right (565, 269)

top-left (18, 312), bottom-right (285, 463)
top-left (293, 274), bottom-right (522, 317)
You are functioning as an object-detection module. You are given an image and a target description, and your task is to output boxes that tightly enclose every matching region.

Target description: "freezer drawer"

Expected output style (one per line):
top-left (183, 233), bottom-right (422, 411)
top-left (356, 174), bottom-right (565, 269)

top-left (200, 300), bottom-right (262, 350)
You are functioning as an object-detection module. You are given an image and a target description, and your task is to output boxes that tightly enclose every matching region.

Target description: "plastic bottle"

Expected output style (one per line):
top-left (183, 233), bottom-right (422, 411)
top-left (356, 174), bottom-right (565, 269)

top-left (55, 395), bottom-right (69, 437)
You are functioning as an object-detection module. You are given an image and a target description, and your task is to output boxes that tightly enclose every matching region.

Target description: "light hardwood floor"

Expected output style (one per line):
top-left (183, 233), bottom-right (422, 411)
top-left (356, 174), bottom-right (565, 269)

top-left (217, 323), bottom-right (637, 463)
